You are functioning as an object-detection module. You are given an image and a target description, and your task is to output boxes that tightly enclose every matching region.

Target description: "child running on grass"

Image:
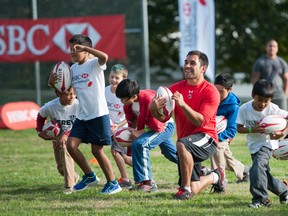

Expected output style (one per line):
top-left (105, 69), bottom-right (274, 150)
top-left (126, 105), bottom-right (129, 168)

top-left (211, 73), bottom-right (250, 184)
top-left (49, 34), bottom-right (121, 194)
top-left (105, 64), bottom-right (133, 189)
top-left (236, 79), bottom-right (288, 208)
top-left (36, 87), bottom-right (79, 194)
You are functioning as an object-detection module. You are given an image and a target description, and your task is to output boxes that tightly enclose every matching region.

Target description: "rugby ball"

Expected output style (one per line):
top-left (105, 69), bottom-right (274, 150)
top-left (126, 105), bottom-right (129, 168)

top-left (259, 115), bottom-right (287, 134)
top-left (114, 127), bottom-right (134, 147)
top-left (273, 139), bottom-right (288, 160)
top-left (53, 61), bottom-right (72, 92)
top-left (156, 86), bottom-right (175, 117)
top-left (216, 115), bottom-right (227, 133)
top-left (42, 121), bottom-right (61, 138)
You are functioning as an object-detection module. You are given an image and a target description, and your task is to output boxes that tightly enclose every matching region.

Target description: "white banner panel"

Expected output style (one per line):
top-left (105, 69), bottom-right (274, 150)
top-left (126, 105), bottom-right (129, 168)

top-left (179, 0), bottom-right (215, 82)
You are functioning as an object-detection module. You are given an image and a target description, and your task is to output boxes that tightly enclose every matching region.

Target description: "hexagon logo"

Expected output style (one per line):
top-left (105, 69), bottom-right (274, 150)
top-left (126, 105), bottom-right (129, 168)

top-left (53, 23), bottom-right (101, 53)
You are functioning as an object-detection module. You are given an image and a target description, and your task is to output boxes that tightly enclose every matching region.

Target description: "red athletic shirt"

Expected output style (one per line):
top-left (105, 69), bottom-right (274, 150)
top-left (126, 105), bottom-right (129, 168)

top-left (169, 79), bottom-right (220, 142)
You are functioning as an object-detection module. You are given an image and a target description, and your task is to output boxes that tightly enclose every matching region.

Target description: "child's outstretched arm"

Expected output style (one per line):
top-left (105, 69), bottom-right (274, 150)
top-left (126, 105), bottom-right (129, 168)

top-left (73, 44), bottom-right (108, 66)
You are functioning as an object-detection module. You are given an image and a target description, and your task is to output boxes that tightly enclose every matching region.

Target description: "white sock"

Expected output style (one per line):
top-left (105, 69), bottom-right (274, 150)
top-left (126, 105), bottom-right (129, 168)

top-left (183, 186), bottom-right (191, 192)
top-left (212, 172), bottom-right (219, 184)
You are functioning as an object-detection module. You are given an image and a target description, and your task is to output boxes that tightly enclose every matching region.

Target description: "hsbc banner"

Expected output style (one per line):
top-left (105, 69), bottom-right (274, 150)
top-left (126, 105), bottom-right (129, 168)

top-left (0, 15), bottom-right (126, 62)
top-left (0, 101), bottom-right (40, 130)
top-left (179, 0), bottom-right (215, 82)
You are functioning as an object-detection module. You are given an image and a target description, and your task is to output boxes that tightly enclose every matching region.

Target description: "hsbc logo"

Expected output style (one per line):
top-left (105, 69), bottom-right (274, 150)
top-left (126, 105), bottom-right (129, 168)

top-left (0, 22), bottom-right (100, 56)
top-left (0, 16), bottom-right (126, 62)
top-left (114, 104), bottom-right (120, 109)
top-left (53, 23), bottom-right (100, 53)
top-left (81, 73), bottom-right (89, 78)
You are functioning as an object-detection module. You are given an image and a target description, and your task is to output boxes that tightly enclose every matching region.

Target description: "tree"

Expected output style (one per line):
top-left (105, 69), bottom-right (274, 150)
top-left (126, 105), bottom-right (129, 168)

top-left (148, 0), bottom-right (288, 83)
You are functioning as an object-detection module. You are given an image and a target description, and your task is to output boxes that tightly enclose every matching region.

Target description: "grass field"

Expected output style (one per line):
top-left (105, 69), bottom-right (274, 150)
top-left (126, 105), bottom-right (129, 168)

top-left (0, 129), bottom-right (288, 216)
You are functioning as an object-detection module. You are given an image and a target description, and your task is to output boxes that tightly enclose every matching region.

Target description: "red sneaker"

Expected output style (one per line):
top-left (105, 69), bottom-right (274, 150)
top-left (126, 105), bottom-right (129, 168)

top-left (135, 180), bottom-right (158, 192)
top-left (118, 178), bottom-right (132, 189)
top-left (174, 186), bottom-right (193, 200)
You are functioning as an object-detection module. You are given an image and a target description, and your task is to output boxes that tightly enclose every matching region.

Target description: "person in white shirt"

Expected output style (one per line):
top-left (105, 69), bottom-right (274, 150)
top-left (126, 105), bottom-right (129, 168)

top-left (48, 34), bottom-right (121, 194)
top-left (36, 87), bottom-right (79, 194)
top-left (236, 79), bottom-right (288, 208)
top-left (105, 64), bottom-right (133, 189)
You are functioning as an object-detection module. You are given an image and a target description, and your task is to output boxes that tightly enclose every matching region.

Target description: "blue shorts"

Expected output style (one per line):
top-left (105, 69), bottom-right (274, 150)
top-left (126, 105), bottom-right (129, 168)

top-left (69, 115), bottom-right (112, 145)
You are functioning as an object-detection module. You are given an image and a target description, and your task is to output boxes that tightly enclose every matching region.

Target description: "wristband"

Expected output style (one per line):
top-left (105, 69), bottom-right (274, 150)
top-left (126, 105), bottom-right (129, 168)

top-left (248, 127), bottom-right (252, 133)
top-left (144, 127), bottom-right (149, 132)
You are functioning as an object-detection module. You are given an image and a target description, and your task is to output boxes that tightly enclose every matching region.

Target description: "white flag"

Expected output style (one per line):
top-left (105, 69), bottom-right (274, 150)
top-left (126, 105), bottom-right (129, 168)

top-left (179, 0), bottom-right (215, 82)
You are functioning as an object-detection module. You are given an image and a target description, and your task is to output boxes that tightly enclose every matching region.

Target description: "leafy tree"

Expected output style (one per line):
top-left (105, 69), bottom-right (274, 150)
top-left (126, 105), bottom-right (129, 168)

top-left (148, 0), bottom-right (288, 83)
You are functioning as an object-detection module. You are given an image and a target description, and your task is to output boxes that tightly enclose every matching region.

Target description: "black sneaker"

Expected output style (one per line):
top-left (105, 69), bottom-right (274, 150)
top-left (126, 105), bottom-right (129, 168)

top-left (211, 167), bottom-right (227, 193)
top-left (248, 198), bottom-right (271, 208)
top-left (279, 192), bottom-right (288, 204)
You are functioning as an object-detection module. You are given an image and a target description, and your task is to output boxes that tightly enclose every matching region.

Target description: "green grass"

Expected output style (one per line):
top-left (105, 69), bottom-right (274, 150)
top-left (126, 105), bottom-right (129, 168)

top-left (0, 129), bottom-right (288, 215)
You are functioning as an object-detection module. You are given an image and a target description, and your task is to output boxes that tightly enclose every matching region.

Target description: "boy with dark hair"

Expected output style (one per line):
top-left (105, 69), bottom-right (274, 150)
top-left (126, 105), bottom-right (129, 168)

top-left (115, 79), bottom-right (178, 192)
top-left (49, 34), bottom-right (121, 194)
top-left (211, 73), bottom-right (250, 184)
top-left (237, 79), bottom-right (288, 208)
top-left (36, 87), bottom-right (79, 194)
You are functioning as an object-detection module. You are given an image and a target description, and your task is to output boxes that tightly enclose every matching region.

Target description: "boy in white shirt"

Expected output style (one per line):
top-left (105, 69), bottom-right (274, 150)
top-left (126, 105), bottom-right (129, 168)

top-left (105, 64), bottom-right (132, 188)
top-left (49, 34), bottom-right (121, 194)
top-left (36, 87), bottom-right (79, 194)
top-left (236, 79), bottom-right (288, 208)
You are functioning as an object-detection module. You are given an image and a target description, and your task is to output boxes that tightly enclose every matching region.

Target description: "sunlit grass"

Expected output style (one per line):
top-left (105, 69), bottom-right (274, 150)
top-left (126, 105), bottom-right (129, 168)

top-left (0, 129), bottom-right (287, 215)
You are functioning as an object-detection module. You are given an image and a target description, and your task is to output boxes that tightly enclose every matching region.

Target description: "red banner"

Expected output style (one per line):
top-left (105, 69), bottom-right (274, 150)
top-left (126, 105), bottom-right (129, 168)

top-left (0, 16), bottom-right (126, 62)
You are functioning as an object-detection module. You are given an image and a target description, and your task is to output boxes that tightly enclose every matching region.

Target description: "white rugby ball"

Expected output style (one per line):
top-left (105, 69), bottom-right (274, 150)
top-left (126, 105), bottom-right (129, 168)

top-left (114, 127), bottom-right (134, 147)
top-left (42, 121), bottom-right (61, 138)
top-left (216, 115), bottom-right (227, 133)
top-left (273, 139), bottom-right (288, 160)
top-left (259, 115), bottom-right (287, 134)
top-left (156, 86), bottom-right (175, 117)
top-left (53, 61), bottom-right (72, 92)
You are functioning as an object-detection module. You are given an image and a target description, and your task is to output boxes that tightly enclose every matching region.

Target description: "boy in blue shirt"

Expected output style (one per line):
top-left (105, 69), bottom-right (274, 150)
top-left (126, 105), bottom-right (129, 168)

top-left (211, 74), bottom-right (250, 186)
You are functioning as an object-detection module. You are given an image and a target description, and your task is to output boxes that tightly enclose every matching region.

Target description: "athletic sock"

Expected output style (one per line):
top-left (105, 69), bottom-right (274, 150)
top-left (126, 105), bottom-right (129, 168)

top-left (85, 171), bottom-right (95, 177)
top-left (111, 179), bottom-right (118, 184)
top-left (183, 186), bottom-right (191, 192)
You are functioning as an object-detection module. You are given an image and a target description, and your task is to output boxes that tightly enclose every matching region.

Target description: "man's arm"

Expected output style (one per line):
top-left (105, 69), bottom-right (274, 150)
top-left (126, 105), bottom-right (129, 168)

top-left (251, 71), bottom-right (260, 84)
top-left (283, 72), bottom-right (288, 96)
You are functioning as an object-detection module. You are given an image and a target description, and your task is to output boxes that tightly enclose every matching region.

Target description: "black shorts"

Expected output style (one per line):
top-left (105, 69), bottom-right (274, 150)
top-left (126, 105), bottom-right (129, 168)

top-left (178, 133), bottom-right (217, 182)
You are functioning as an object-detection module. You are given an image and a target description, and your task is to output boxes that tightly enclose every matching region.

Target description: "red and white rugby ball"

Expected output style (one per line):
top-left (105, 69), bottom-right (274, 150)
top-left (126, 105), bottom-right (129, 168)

top-left (53, 61), bottom-right (72, 92)
top-left (114, 127), bottom-right (134, 147)
top-left (42, 121), bottom-right (61, 138)
top-left (156, 86), bottom-right (175, 117)
top-left (259, 115), bottom-right (287, 134)
top-left (273, 139), bottom-right (288, 160)
top-left (216, 115), bottom-right (227, 133)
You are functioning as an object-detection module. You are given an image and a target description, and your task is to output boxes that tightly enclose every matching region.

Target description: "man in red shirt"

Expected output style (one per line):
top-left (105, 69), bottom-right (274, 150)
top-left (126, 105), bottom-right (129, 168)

top-left (150, 50), bottom-right (226, 200)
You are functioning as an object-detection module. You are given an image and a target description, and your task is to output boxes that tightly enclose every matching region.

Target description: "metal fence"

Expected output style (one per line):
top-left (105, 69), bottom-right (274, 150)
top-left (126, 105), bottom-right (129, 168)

top-left (0, 0), bottom-right (147, 105)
